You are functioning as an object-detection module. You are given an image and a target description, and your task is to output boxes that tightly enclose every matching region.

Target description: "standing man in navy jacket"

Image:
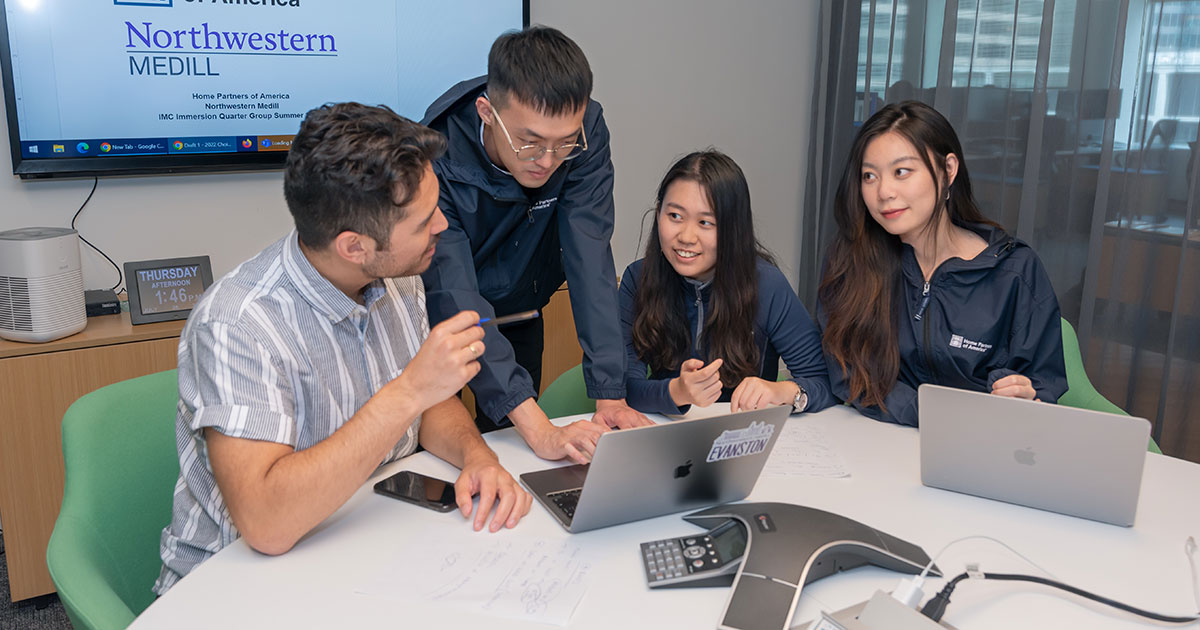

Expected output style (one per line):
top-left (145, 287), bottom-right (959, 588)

top-left (421, 26), bottom-right (651, 465)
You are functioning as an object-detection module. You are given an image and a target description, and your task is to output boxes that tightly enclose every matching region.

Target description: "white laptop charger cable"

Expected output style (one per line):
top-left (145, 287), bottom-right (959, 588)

top-left (904, 535), bottom-right (1200, 625)
top-left (888, 534), bottom-right (1057, 610)
top-left (1188, 536), bottom-right (1200, 614)
top-left (808, 535), bottom-right (1200, 629)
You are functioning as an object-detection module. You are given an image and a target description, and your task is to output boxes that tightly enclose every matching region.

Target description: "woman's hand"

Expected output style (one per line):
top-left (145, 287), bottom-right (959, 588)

top-left (991, 374), bottom-right (1038, 400)
top-left (669, 358), bottom-right (723, 408)
top-left (731, 378), bottom-right (798, 413)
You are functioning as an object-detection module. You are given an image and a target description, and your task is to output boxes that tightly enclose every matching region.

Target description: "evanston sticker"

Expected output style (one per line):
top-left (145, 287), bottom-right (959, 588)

top-left (706, 421), bottom-right (775, 463)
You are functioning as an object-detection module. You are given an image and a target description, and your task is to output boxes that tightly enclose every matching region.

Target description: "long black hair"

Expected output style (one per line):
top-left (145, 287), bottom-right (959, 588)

top-left (632, 150), bottom-right (776, 387)
top-left (818, 101), bottom-right (998, 409)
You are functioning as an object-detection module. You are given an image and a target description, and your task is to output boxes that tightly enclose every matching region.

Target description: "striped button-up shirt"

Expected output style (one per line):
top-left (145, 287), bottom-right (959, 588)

top-left (155, 231), bottom-right (428, 594)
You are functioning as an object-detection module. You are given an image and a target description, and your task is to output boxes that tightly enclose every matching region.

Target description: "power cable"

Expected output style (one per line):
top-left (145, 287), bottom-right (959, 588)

top-left (69, 177), bottom-right (123, 293)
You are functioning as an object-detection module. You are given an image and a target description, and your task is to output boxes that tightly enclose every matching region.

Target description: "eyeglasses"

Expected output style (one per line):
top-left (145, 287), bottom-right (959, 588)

top-left (488, 101), bottom-right (587, 162)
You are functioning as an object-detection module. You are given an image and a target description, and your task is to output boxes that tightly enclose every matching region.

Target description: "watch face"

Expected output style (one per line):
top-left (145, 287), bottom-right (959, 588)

top-left (793, 387), bottom-right (808, 412)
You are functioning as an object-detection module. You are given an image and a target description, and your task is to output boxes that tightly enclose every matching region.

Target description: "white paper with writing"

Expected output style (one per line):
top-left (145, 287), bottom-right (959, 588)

top-left (357, 536), bottom-right (592, 627)
top-left (762, 422), bottom-right (851, 479)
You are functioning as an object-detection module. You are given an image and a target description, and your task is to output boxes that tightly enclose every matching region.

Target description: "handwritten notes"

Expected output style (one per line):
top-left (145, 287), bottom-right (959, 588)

top-left (762, 422), bottom-right (851, 479)
top-left (357, 536), bottom-right (592, 626)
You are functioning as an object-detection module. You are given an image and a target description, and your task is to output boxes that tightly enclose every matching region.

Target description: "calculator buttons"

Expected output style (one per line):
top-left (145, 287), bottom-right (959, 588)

top-left (642, 539), bottom-right (688, 582)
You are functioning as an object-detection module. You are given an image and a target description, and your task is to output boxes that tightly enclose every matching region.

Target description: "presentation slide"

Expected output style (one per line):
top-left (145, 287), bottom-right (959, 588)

top-left (3, 0), bottom-right (520, 158)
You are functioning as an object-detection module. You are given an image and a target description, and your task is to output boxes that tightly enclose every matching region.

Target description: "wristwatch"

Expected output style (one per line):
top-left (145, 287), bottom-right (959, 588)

top-left (791, 383), bottom-right (808, 413)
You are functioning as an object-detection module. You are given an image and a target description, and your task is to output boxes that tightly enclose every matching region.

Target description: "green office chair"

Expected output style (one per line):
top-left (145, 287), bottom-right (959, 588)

top-left (1058, 318), bottom-right (1162, 454)
top-left (47, 369), bottom-right (181, 630)
top-left (538, 364), bottom-right (596, 418)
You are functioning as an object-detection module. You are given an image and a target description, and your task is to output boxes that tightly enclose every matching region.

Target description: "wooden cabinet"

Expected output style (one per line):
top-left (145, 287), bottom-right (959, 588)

top-left (460, 285), bottom-right (584, 416)
top-left (540, 286), bottom-right (584, 394)
top-left (0, 312), bottom-right (183, 601)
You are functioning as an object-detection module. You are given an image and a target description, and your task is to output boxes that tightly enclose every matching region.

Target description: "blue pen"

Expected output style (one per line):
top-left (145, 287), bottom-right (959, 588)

top-left (478, 309), bottom-right (540, 327)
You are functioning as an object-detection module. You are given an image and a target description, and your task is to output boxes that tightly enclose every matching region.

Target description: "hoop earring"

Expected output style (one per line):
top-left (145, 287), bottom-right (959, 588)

top-left (944, 186), bottom-right (951, 201)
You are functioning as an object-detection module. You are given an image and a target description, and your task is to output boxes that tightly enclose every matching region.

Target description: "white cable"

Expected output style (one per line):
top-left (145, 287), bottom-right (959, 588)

top-left (893, 534), bottom-right (1048, 610)
top-left (918, 534), bottom-right (1059, 583)
top-left (1186, 536), bottom-right (1199, 614)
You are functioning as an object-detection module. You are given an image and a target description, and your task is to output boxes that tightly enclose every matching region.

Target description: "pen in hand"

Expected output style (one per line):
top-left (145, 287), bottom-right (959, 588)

top-left (478, 310), bottom-right (540, 328)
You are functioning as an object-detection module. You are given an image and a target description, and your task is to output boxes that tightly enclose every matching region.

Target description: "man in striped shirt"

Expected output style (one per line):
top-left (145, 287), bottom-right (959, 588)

top-left (155, 103), bottom-right (532, 594)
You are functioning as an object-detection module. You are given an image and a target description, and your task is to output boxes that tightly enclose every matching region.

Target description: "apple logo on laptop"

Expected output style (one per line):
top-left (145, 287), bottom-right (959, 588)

top-left (1014, 447), bottom-right (1037, 466)
top-left (674, 459), bottom-right (693, 479)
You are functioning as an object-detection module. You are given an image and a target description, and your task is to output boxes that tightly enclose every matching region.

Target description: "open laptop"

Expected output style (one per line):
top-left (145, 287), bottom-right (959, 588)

top-left (521, 406), bottom-right (790, 533)
top-left (919, 384), bottom-right (1151, 526)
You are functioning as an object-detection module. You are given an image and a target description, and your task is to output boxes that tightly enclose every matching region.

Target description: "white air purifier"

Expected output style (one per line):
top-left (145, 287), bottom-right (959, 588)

top-left (0, 227), bottom-right (87, 343)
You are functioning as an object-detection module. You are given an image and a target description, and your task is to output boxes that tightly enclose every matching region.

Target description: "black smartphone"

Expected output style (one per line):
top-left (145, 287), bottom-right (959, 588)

top-left (373, 470), bottom-right (457, 512)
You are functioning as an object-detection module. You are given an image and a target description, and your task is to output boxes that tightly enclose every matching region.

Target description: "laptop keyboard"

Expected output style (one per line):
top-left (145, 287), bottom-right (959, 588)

top-left (547, 488), bottom-right (582, 519)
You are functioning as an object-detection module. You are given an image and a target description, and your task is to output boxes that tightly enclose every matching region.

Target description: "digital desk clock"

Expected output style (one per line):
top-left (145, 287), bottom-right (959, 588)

top-left (123, 256), bottom-right (213, 325)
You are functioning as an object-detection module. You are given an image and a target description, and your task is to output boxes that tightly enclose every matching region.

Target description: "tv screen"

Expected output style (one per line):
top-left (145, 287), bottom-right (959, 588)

top-left (0, 0), bottom-right (527, 179)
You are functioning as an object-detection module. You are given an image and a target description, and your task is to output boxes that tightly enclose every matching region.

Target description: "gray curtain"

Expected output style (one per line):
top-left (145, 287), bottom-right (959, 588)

top-left (802, 0), bottom-right (1200, 462)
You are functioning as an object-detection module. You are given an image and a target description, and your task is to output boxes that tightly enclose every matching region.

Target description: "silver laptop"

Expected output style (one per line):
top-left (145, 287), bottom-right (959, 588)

top-left (919, 384), bottom-right (1151, 526)
top-left (521, 406), bottom-right (790, 533)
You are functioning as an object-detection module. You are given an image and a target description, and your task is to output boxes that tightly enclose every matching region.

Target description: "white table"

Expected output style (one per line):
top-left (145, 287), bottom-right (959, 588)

top-left (130, 405), bottom-right (1200, 629)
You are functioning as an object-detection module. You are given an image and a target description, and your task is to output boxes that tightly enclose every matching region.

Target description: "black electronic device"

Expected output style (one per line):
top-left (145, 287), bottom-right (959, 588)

top-left (373, 470), bottom-right (457, 513)
top-left (84, 289), bottom-right (121, 317)
top-left (640, 519), bottom-right (747, 588)
top-left (123, 256), bottom-right (213, 325)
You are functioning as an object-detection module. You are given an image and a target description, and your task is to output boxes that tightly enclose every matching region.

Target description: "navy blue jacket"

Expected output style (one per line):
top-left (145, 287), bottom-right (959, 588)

top-left (420, 77), bottom-right (624, 423)
top-left (620, 258), bottom-right (835, 416)
top-left (817, 224), bottom-right (1067, 426)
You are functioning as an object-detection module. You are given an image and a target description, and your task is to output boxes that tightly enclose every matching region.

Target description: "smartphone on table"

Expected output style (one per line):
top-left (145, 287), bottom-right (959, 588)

top-left (373, 470), bottom-right (457, 512)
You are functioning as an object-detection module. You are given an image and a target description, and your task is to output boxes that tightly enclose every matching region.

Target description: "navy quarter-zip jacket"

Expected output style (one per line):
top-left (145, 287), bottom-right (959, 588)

top-left (620, 258), bottom-right (835, 416)
top-left (818, 224), bottom-right (1067, 426)
top-left (420, 77), bottom-right (624, 424)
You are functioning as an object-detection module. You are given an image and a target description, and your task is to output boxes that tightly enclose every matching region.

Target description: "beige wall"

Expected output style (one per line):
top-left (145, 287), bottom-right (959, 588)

top-left (1, 2), bottom-right (818, 291)
top-left (530, 0), bottom-right (819, 287)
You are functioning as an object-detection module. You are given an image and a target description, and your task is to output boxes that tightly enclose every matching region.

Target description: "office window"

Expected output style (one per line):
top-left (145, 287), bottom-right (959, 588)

top-left (858, 0), bottom-right (1077, 94)
top-left (856, 0), bottom-right (908, 95)
top-left (1166, 73), bottom-right (1200, 117)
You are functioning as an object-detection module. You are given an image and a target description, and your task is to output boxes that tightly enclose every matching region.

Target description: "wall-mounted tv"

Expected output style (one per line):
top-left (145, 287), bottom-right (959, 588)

top-left (1, 0), bottom-right (527, 179)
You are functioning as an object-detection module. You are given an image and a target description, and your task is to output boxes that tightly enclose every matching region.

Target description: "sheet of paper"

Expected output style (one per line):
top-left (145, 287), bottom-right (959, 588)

top-left (357, 536), bottom-right (592, 627)
top-left (761, 421), bottom-right (851, 478)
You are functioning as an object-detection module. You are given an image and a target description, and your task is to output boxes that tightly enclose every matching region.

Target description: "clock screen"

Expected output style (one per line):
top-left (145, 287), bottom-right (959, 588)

top-left (134, 264), bottom-right (206, 315)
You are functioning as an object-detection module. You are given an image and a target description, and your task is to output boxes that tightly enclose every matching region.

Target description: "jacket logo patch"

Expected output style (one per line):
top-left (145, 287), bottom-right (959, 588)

top-left (706, 421), bottom-right (775, 463)
top-left (949, 334), bottom-right (992, 353)
top-left (531, 197), bottom-right (558, 212)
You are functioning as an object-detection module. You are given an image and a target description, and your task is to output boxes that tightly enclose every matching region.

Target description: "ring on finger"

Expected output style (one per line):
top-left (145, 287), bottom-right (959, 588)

top-left (466, 343), bottom-right (479, 357)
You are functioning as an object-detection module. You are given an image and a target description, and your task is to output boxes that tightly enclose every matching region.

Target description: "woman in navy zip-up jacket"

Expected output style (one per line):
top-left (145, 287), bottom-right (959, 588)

top-left (619, 151), bottom-right (834, 416)
top-left (817, 101), bottom-right (1067, 427)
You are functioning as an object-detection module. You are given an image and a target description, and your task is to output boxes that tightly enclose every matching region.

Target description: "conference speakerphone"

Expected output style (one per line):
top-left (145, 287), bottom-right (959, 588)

top-left (644, 503), bottom-right (941, 630)
top-left (641, 519), bottom-right (747, 588)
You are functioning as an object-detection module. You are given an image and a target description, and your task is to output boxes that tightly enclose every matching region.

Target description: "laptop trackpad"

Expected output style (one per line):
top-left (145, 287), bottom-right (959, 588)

top-left (525, 463), bottom-right (590, 494)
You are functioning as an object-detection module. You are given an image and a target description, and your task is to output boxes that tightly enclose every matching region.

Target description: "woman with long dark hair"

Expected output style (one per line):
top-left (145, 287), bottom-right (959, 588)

top-left (620, 150), bottom-right (833, 415)
top-left (818, 101), bottom-right (1066, 426)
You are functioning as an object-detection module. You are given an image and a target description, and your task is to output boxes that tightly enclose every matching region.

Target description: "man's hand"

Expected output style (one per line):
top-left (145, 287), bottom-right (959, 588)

top-left (522, 419), bottom-right (606, 465)
top-left (591, 398), bottom-right (654, 429)
top-left (391, 311), bottom-right (485, 411)
top-left (453, 454), bottom-right (532, 532)
top-left (991, 374), bottom-right (1038, 400)
top-left (669, 358), bottom-right (724, 408)
top-left (508, 398), bottom-right (607, 465)
top-left (731, 377), bottom-right (797, 413)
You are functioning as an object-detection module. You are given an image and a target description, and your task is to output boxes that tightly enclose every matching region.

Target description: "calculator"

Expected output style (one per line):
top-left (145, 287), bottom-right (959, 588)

top-left (639, 518), bottom-right (748, 588)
